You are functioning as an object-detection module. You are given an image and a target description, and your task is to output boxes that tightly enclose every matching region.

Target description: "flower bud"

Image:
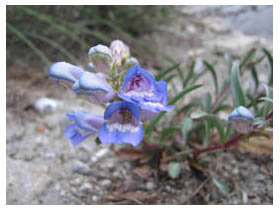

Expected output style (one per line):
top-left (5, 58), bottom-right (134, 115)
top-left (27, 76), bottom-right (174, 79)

top-left (110, 40), bottom-right (130, 66)
top-left (228, 106), bottom-right (254, 134)
top-left (88, 44), bottom-right (113, 74)
top-left (123, 57), bottom-right (139, 70)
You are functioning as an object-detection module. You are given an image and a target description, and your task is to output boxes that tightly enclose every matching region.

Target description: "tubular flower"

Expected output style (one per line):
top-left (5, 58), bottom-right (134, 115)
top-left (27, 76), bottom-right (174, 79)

top-left (73, 71), bottom-right (115, 104)
top-left (228, 106), bottom-right (254, 134)
top-left (48, 62), bottom-right (84, 89)
top-left (118, 65), bottom-right (173, 120)
top-left (49, 40), bottom-right (173, 147)
top-left (98, 101), bottom-right (144, 147)
top-left (49, 62), bottom-right (115, 104)
top-left (64, 112), bottom-right (104, 146)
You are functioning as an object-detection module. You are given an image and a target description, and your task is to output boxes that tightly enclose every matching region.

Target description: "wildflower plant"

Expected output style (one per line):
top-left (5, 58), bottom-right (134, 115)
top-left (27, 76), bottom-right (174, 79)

top-left (49, 41), bottom-right (273, 187)
top-left (49, 40), bottom-right (173, 147)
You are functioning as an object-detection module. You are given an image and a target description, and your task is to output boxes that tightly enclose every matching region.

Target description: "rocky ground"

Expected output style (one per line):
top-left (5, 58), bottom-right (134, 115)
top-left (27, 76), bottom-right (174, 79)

top-left (6, 6), bottom-right (272, 204)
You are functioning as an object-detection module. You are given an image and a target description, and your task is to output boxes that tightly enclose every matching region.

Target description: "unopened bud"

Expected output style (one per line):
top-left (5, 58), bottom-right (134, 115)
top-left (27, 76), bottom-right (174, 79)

top-left (110, 40), bottom-right (130, 66)
top-left (228, 106), bottom-right (254, 134)
top-left (88, 44), bottom-right (113, 74)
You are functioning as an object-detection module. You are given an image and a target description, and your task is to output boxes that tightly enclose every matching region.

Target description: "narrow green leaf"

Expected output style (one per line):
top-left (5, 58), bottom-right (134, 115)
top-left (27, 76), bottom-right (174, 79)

top-left (247, 93), bottom-right (259, 114)
top-left (190, 111), bottom-right (225, 142)
top-left (231, 62), bottom-right (245, 107)
top-left (146, 85), bottom-right (202, 136)
top-left (202, 93), bottom-right (212, 113)
top-left (27, 32), bottom-right (80, 64)
top-left (168, 84), bottom-right (203, 105)
top-left (213, 104), bottom-right (232, 114)
top-left (165, 74), bottom-right (177, 83)
top-left (263, 84), bottom-right (273, 99)
top-left (203, 60), bottom-right (219, 95)
top-left (168, 162), bottom-right (181, 179)
top-left (7, 22), bottom-right (51, 66)
top-left (160, 126), bottom-right (180, 140)
top-left (155, 63), bottom-right (180, 81)
top-left (212, 176), bottom-right (229, 196)
top-left (17, 6), bottom-right (90, 49)
top-left (263, 48), bottom-right (273, 85)
top-left (203, 120), bottom-right (210, 146)
top-left (223, 123), bottom-right (232, 143)
top-left (259, 97), bottom-right (273, 103)
top-left (250, 64), bottom-right (259, 90)
top-left (166, 58), bottom-right (184, 83)
top-left (181, 118), bottom-right (192, 142)
top-left (224, 53), bottom-right (232, 78)
top-left (239, 48), bottom-right (256, 70)
top-left (183, 60), bottom-right (195, 87)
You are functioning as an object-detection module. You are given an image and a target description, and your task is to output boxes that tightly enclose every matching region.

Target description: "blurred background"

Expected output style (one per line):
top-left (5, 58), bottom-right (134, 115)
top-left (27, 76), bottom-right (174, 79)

top-left (7, 5), bottom-right (272, 204)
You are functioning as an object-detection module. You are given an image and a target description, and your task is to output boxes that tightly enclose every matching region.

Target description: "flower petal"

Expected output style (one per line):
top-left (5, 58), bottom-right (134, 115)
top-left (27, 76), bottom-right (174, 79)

top-left (99, 123), bottom-right (144, 147)
top-left (64, 124), bottom-right (94, 146)
top-left (74, 71), bottom-right (115, 104)
top-left (118, 65), bottom-right (160, 103)
top-left (64, 112), bottom-right (104, 146)
top-left (49, 62), bottom-right (84, 88)
top-left (138, 81), bottom-right (173, 117)
top-left (98, 101), bottom-right (144, 147)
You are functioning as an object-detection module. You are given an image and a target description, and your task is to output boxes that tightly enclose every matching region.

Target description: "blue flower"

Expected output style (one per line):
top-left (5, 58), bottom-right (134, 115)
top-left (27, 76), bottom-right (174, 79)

top-left (118, 65), bottom-right (173, 120)
top-left (228, 106), bottom-right (254, 134)
top-left (98, 101), bottom-right (144, 147)
top-left (64, 112), bottom-right (104, 146)
top-left (73, 71), bottom-right (115, 104)
top-left (48, 62), bottom-right (84, 89)
top-left (49, 62), bottom-right (115, 104)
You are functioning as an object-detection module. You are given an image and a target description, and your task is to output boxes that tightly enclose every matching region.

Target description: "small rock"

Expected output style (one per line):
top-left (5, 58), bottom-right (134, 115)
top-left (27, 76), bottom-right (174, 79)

top-left (95, 148), bottom-right (109, 158)
top-left (70, 177), bottom-right (82, 186)
top-left (91, 156), bottom-right (98, 163)
top-left (146, 182), bottom-right (156, 190)
top-left (71, 160), bottom-right (91, 175)
top-left (92, 195), bottom-right (99, 202)
top-left (34, 97), bottom-right (59, 114)
top-left (242, 191), bottom-right (248, 204)
top-left (79, 182), bottom-right (93, 192)
top-left (100, 179), bottom-right (112, 188)
top-left (254, 174), bottom-right (265, 181)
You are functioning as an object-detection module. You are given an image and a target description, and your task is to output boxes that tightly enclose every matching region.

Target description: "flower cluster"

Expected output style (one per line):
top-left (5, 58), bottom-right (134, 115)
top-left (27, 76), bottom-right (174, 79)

top-left (49, 40), bottom-right (173, 147)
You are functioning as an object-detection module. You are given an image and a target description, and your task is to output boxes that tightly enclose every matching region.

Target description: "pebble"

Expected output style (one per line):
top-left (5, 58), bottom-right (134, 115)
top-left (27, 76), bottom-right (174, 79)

top-left (242, 191), bottom-right (248, 204)
top-left (254, 174), bottom-right (265, 181)
top-left (79, 182), bottom-right (93, 191)
top-left (146, 182), bottom-right (156, 190)
top-left (34, 97), bottom-right (59, 114)
top-left (100, 179), bottom-right (112, 187)
top-left (95, 148), bottom-right (109, 158)
top-left (71, 160), bottom-right (91, 175)
top-left (92, 195), bottom-right (99, 202)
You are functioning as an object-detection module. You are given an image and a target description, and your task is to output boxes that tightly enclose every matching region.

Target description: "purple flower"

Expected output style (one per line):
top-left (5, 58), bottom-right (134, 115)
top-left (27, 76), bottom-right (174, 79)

top-left (48, 62), bottom-right (84, 89)
top-left (228, 106), bottom-right (254, 134)
top-left (64, 112), bottom-right (104, 146)
top-left (98, 101), bottom-right (144, 147)
top-left (73, 71), bottom-right (115, 104)
top-left (48, 62), bottom-right (115, 104)
top-left (110, 40), bottom-right (130, 66)
top-left (118, 65), bottom-right (173, 120)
